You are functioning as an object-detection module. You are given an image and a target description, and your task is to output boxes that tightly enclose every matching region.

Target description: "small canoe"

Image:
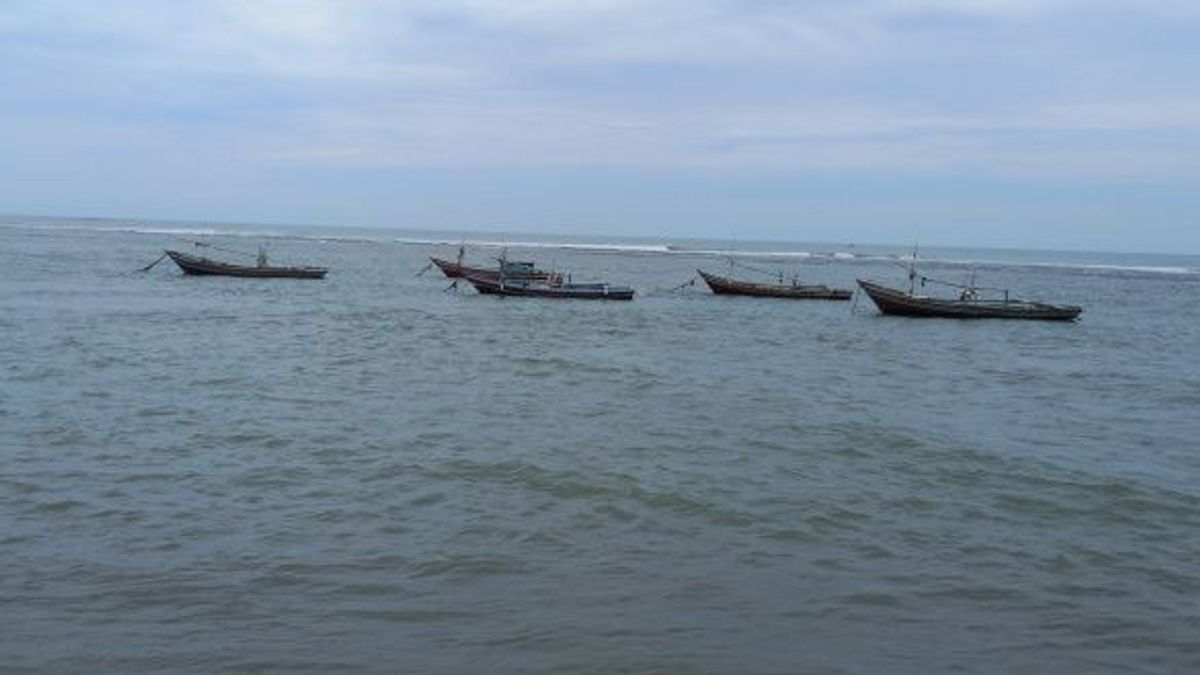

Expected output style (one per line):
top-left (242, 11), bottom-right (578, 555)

top-left (165, 250), bottom-right (328, 279)
top-left (856, 279), bottom-right (1081, 321)
top-left (698, 269), bottom-right (852, 300)
top-left (430, 256), bottom-right (551, 281)
top-left (463, 274), bottom-right (635, 301)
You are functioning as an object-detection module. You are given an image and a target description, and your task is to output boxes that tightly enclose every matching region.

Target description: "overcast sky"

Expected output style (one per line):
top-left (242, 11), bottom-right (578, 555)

top-left (2, 1), bottom-right (1198, 252)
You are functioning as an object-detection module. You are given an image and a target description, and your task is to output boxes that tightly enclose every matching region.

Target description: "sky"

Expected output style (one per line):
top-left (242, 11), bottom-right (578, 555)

top-left (1, 0), bottom-right (1198, 252)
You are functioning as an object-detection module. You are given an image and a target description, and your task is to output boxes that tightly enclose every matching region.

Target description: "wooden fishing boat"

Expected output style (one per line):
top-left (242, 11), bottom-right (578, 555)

top-left (430, 256), bottom-right (551, 281)
top-left (462, 274), bottom-right (635, 301)
top-left (856, 279), bottom-right (1081, 321)
top-left (165, 249), bottom-right (328, 279)
top-left (698, 269), bottom-right (852, 300)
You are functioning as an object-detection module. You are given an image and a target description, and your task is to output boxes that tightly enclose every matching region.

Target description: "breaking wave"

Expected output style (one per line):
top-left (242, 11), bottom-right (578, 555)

top-left (393, 236), bottom-right (672, 255)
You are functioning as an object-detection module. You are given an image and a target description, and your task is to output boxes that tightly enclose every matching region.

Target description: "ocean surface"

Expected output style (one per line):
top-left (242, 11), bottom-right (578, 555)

top-left (2, 216), bottom-right (1199, 674)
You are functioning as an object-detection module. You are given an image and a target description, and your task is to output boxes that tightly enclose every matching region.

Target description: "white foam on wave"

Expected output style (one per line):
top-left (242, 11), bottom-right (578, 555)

top-left (668, 247), bottom-right (814, 259)
top-left (2, 220), bottom-right (396, 246)
top-left (394, 236), bottom-right (672, 254)
top-left (904, 255), bottom-right (1196, 277)
top-left (669, 248), bottom-right (912, 266)
top-left (1046, 262), bottom-right (1193, 275)
top-left (402, 238), bottom-right (837, 260)
top-left (4, 220), bottom-right (286, 239)
top-left (684, 247), bottom-right (1197, 276)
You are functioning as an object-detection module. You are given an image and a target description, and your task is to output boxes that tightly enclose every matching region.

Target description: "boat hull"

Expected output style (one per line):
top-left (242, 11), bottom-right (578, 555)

top-left (698, 270), bottom-right (851, 300)
top-left (165, 250), bottom-right (328, 279)
top-left (463, 275), bottom-right (634, 301)
top-left (856, 279), bottom-right (1081, 321)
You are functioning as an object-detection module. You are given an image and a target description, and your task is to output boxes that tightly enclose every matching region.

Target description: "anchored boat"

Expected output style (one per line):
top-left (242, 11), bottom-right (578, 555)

top-left (697, 269), bottom-right (851, 300)
top-left (856, 279), bottom-right (1081, 321)
top-left (430, 256), bottom-right (552, 281)
top-left (165, 249), bottom-right (328, 279)
top-left (462, 274), bottom-right (634, 301)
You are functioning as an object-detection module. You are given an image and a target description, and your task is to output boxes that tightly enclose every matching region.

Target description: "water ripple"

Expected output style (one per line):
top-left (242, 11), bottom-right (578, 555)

top-left (2, 224), bottom-right (1199, 674)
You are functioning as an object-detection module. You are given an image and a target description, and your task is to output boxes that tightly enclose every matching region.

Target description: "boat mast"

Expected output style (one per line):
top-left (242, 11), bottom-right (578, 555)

top-left (907, 242), bottom-right (919, 296)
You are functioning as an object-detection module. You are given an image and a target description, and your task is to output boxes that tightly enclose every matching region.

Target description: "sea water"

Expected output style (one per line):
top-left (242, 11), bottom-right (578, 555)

top-left (2, 216), bottom-right (1199, 674)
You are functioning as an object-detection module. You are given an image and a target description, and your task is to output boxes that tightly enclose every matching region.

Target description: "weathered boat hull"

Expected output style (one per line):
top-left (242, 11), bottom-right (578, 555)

top-left (856, 279), bottom-right (1081, 321)
top-left (430, 257), bottom-right (550, 281)
top-left (165, 250), bottom-right (328, 279)
top-left (698, 270), bottom-right (852, 300)
top-left (463, 275), bottom-right (634, 301)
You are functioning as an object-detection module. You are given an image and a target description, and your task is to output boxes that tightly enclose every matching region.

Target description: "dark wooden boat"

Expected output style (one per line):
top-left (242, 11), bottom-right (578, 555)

top-left (462, 274), bottom-right (635, 301)
top-left (430, 256), bottom-right (551, 281)
top-left (165, 250), bottom-right (328, 279)
top-left (856, 279), bottom-right (1081, 321)
top-left (698, 269), bottom-right (852, 300)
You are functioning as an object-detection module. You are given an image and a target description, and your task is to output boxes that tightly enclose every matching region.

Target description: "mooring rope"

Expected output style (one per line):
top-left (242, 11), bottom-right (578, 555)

top-left (667, 277), bottom-right (697, 293)
top-left (136, 253), bottom-right (168, 273)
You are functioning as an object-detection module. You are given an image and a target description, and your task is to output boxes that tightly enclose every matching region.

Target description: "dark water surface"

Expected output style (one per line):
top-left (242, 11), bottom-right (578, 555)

top-left (3, 219), bottom-right (1199, 674)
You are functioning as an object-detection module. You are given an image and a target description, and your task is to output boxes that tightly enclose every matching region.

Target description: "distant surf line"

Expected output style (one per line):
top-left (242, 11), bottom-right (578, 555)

top-left (4, 219), bottom-right (1196, 277)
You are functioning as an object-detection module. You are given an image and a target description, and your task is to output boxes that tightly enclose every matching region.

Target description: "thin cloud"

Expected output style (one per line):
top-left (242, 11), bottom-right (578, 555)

top-left (2, 1), bottom-right (1199, 181)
